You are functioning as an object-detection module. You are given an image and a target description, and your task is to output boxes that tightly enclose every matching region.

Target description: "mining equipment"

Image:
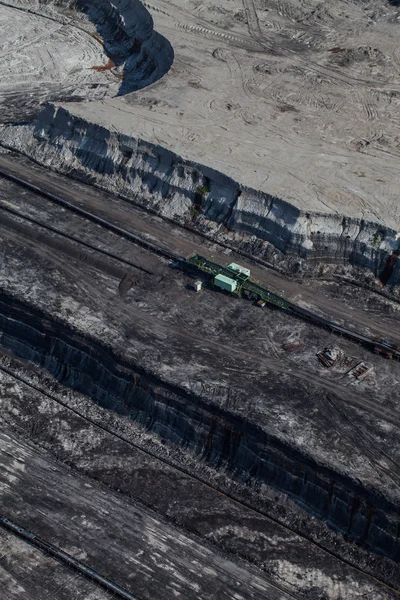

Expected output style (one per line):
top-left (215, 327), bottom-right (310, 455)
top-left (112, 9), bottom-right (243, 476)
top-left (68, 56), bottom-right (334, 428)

top-left (227, 263), bottom-right (251, 277)
top-left (214, 274), bottom-right (238, 293)
top-left (374, 345), bottom-right (394, 359)
top-left (374, 338), bottom-right (399, 359)
top-left (376, 338), bottom-right (399, 350)
top-left (181, 254), bottom-right (400, 361)
top-left (317, 345), bottom-right (345, 368)
top-left (184, 254), bottom-right (290, 309)
top-left (347, 361), bottom-right (373, 381)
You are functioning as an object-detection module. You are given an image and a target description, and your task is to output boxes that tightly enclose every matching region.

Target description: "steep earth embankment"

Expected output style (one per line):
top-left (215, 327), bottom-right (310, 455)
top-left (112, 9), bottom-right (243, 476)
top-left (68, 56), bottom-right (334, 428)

top-left (0, 291), bottom-right (399, 563)
top-left (1, 104), bottom-right (398, 285)
top-left (76, 0), bottom-right (174, 94)
top-left (0, 0), bottom-right (174, 122)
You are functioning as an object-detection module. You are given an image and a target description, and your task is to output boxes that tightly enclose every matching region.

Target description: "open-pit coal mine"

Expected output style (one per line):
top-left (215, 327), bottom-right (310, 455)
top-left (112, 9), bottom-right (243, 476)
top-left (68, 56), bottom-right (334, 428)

top-left (1, 0), bottom-right (400, 599)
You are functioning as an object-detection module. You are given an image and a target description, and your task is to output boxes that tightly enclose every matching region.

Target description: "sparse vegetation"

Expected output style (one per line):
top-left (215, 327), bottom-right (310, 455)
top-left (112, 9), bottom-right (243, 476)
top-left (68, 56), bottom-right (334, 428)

top-left (196, 184), bottom-right (210, 196)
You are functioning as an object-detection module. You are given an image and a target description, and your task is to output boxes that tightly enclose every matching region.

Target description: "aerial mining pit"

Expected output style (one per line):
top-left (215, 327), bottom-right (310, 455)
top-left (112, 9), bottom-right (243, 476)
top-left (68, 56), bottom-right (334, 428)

top-left (2, 0), bottom-right (400, 288)
top-left (1, 0), bottom-right (400, 598)
top-left (1, 144), bottom-right (400, 600)
top-left (2, 104), bottom-right (399, 289)
top-left (2, 349), bottom-right (400, 600)
top-left (0, 288), bottom-right (399, 564)
top-left (1, 205), bottom-right (400, 593)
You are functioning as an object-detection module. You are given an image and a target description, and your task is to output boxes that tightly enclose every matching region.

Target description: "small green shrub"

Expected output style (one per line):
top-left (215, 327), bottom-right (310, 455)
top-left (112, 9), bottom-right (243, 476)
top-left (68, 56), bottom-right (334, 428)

top-left (196, 184), bottom-right (210, 196)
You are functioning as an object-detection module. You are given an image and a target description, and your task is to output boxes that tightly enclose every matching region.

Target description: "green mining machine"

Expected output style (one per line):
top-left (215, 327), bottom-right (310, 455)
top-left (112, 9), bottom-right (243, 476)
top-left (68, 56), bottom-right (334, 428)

top-left (184, 254), bottom-right (290, 310)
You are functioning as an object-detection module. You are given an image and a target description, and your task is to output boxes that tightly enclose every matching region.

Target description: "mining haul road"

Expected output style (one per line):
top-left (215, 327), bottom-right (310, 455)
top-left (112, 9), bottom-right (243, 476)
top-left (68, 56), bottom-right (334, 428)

top-left (0, 152), bottom-right (398, 345)
top-left (0, 153), bottom-right (399, 447)
top-left (1, 159), bottom-right (400, 597)
top-left (0, 429), bottom-right (300, 600)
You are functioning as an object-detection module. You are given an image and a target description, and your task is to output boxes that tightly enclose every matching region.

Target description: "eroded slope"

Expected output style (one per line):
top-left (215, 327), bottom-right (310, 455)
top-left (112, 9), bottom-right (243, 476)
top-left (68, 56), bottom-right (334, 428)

top-left (0, 0), bottom-right (173, 121)
top-left (2, 104), bottom-right (399, 286)
top-left (2, 0), bottom-right (400, 284)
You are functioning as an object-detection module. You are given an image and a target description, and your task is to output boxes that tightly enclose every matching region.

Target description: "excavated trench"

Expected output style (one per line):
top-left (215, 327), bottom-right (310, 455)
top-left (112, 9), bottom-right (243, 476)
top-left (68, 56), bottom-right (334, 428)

top-left (0, 291), bottom-right (399, 563)
top-left (2, 2), bottom-right (398, 290)
top-left (0, 0), bottom-right (174, 124)
top-left (1, 104), bottom-right (398, 286)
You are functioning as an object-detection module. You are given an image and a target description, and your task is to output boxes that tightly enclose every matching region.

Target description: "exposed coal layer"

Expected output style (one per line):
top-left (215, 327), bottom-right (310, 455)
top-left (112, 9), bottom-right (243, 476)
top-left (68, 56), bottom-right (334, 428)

top-left (1, 104), bottom-right (398, 285)
top-left (1, 290), bottom-right (399, 563)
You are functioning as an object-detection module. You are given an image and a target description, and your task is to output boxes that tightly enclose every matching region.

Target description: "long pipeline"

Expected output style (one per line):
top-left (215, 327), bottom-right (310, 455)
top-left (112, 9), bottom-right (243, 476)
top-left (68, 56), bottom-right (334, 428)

top-left (1, 168), bottom-right (398, 360)
top-left (0, 515), bottom-right (142, 600)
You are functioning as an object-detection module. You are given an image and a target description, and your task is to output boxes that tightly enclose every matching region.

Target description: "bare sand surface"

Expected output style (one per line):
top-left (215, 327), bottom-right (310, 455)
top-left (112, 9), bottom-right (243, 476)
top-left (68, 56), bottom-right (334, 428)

top-left (62, 0), bottom-right (400, 230)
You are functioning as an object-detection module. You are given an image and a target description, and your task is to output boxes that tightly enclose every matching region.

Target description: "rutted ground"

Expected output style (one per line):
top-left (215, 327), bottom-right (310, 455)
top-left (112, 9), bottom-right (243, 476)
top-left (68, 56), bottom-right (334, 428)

top-left (0, 432), bottom-right (296, 600)
top-left (0, 207), bottom-right (400, 591)
top-left (1, 369), bottom-right (398, 600)
top-left (1, 0), bottom-right (400, 282)
top-left (0, 528), bottom-right (111, 600)
top-left (1, 1), bottom-right (400, 597)
top-left (0, 0), bottom-right (173, 122)
top-left (0, 3), bottom-right (109, 122)
top-left (1, 290), bottom-right (400, 562)
top-left (2, 104), bottom-right (400, 286)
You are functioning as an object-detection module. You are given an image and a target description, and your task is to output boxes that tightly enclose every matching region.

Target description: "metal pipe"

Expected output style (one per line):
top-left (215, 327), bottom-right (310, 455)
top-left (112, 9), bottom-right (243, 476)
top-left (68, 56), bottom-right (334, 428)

top-left (0, 515), bottom-right (142, 600)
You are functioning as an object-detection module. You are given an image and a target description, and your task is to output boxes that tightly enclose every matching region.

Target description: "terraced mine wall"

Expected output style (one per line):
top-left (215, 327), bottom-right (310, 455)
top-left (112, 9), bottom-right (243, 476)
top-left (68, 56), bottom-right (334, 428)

top-left (76, 0), bottom-right (174, 94)
top-left (1, 291), bottom-right (399, 561)
top-left (1, 104), bottom-right (398, 285)
top-left (0, 0), bottom-right (173, 123)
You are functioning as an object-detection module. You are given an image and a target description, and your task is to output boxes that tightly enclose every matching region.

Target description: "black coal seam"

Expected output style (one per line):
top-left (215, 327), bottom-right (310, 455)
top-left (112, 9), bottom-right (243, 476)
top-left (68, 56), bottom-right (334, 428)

top-left (0, 289), bottom-right (399, 520)
top-left (0, 294), bottom-right (398, 556)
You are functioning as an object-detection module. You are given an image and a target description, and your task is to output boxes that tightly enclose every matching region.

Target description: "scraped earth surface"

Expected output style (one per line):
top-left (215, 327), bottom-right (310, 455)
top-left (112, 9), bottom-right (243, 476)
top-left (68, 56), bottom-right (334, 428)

top-left (2, 0), bottom-right (400, 226)
top-left (1, 1), bottom-right (400, 599)
top-left (28, 0), bottom-right (400, 228)
top-left (0, 166), bottom-right (399, 597)
top-left (104, 0), bottom-right (400, 227)
top-left (0, 431), bottom-right (298, 600)
top-left (0, 0), bottom-right (174, 123)
top-left (0, 3), bottom-right (111, 122)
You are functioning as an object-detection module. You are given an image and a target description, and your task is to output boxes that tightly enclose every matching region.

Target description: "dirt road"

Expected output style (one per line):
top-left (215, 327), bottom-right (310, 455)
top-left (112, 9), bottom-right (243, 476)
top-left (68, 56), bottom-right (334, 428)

top-left (0, 153), bottom-right (398, 345)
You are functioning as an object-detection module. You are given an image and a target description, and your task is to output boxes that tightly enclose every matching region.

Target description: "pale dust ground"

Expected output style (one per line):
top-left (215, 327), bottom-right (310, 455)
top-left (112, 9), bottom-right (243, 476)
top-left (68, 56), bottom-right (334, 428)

top-left (65, 0), bottom-right (400, 230)
top-left (0, 4), bottom-right (107, 86)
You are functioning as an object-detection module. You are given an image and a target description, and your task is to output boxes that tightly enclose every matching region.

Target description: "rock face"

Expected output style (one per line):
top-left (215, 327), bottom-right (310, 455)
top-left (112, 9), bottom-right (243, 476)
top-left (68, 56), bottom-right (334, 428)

top-left (0, 1), bottom-right (173, 122)
top-left (1, 291), bottom-right (399, 561)
top-left (1, 104), bottom-right (398, 285)
top-left (77, 0), bottom-right (174, 94)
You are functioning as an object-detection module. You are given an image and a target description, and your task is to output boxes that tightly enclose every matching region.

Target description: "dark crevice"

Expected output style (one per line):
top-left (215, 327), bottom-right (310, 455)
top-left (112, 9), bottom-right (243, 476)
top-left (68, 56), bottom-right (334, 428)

top-left (0, 290), bottom-right (399, 562)
top-left (379, 251), bottom-right (399, 286)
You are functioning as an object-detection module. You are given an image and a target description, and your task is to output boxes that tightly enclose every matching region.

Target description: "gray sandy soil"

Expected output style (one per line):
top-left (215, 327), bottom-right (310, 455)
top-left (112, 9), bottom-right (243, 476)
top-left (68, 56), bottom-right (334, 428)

top-left (1, 1), bottom-right (400, 599)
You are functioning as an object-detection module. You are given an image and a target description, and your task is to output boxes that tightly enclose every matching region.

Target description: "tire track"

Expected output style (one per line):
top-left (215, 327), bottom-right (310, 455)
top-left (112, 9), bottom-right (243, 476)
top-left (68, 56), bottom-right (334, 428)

top-left (358, 90), bottom-right (379, 122)
top-left (175, 21), bottom-right (260, 51)
top-left (321, 393), bottom-right (400, 490)
top-left (0, 359), bottom-right (398, 598)
top-left (0, 202), bottom-right (153, 275)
